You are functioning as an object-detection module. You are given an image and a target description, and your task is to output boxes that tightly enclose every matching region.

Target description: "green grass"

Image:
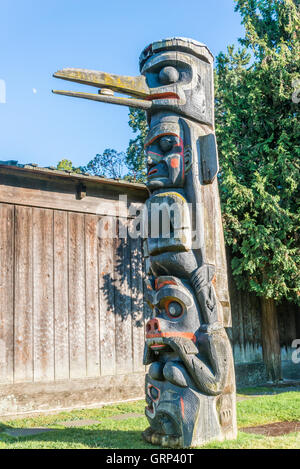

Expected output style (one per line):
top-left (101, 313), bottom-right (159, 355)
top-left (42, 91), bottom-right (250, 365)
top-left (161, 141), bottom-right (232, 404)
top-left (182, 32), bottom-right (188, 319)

top-left (0, 389), bottom-right (299, 449)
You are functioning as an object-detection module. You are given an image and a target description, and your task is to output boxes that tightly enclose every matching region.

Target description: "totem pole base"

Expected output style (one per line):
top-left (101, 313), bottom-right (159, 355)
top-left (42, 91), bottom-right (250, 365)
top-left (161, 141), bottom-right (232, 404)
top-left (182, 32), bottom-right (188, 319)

top-left (142, 357), bottom-right (237, 448)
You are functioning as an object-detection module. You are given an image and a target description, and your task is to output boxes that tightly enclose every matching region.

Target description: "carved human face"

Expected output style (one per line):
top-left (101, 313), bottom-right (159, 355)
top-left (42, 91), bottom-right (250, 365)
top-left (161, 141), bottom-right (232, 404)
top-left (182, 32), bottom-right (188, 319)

top-left (146, 132), bottom-right (185, 189)
top-left (141, 50), bottom-right (213, 125)
top-left (145, 119), bottom-right (192, 190)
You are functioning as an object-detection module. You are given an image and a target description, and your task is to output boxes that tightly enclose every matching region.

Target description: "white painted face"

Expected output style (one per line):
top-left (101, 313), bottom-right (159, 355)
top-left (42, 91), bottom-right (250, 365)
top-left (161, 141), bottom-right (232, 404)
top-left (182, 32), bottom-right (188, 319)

top-left (141, 51), bottom-right (213, 125)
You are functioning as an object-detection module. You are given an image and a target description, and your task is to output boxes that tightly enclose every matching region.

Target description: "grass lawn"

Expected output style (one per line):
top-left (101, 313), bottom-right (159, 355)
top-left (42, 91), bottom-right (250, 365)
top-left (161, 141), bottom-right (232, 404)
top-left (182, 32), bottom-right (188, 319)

top-left (0, 388), bottom-right (299, 449)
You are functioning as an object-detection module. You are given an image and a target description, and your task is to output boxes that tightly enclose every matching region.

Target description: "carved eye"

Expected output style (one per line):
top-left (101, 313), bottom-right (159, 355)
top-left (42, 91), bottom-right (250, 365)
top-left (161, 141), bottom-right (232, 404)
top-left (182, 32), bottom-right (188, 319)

top-left (159, 135), bottom-right (176, 153)
top-left (149, 386), bottom-right (159, 400)
top-left (166, 300), bottom-right (183, 318)
top-left (158, 66), bottom-right (179, 85)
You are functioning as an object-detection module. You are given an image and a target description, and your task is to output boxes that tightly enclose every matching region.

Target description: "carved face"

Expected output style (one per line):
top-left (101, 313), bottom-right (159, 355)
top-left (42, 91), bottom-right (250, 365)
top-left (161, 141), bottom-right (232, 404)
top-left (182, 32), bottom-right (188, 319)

top-left (143, 276), bottom-right (211, 447)
top-left (144, 276), bottom-right (202, 363)
top-left (143, 377), bottom-right (201, 447)
top-left (141, 50), bottom-right (213, 125)
top-left (145, 121), bottom-right (192, 190)
top-left (146, 132), bottom-right (184, 189)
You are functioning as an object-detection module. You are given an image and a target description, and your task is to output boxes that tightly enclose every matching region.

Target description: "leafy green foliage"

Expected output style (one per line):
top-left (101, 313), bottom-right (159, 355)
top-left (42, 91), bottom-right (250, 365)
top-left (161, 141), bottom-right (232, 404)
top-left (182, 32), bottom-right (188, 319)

top-left (56, 159), bottom-right (81, 173)
top-left (80, 149), bottom-right (127, 179)
top-left (215, 0), bottom-right (300, 303)
top-left (126, 107), bottom-right (148, 182)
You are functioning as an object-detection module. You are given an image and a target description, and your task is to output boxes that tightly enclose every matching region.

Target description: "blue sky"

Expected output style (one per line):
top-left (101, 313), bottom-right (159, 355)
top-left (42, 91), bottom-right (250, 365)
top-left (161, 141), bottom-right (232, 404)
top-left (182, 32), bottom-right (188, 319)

top-left (0, 0), bottom-right (244, 168)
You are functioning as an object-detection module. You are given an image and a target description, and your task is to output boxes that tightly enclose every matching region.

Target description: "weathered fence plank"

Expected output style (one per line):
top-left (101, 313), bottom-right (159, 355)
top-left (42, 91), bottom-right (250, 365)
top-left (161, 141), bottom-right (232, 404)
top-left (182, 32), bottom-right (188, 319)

top-left (99, 216), bottom-right (116, 376)
top-left (0, 204), bottom-right (14, 383)
top-left (114, 220), bottom-right (133, 375)
top-left (68, 212), bottom-right (86, 379)
top-left (85, 214), bottom-right (100, 377)
top-left (53, 210), bottom-right (69, 380)
top-left (33, 208), bottom-right (54, 382)
top-left (14, 206), bottom-right (33, 382)
top-left (131, 236), bottom-right (145, 373)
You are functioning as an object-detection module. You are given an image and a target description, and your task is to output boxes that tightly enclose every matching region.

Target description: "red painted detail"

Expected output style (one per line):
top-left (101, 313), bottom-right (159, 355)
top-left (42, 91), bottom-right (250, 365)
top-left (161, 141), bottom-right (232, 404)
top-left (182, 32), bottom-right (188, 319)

top-left (165, 299), bottom-right (184, 320)
top-left (143, 44), bottom-right (152, 56)
top-left (144, 132), bottom-right (185, 184)
top-left (180, 397), bottom-right (185, 419)
top-left (150, 344), bottom-right (167, 350)
top-left (155, 279), bottom-right (177, 291)
top-left (145, 132), bottom-right (179, 149)
top-left (148, 168), bottom-right (158, 176)
top-left (170, 158), bottom-right (180, 168)
top-left (145, 133), bottom-right (184, 151)
top-left (148, 384), bottom-right (160, 402)
top-left (212, 274), bottom-right (217, 287)
top-left (146, 318), bottom-right (161, 334)
top-left (146, 92), bottom-right (180, 101)
top-left (146, 331), bottom-right (196, 343)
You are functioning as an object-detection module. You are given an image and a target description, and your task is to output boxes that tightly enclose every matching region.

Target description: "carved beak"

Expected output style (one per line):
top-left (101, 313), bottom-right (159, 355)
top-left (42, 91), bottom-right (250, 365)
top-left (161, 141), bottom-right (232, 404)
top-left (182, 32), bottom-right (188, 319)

top-left (52, 68), bottom-right (152, 110)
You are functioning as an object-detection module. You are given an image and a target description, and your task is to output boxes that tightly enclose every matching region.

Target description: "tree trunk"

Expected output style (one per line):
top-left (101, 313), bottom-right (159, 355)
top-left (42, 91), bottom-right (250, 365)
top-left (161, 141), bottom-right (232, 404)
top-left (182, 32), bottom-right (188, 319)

top-left (260, 297), bottom-right (282, 382)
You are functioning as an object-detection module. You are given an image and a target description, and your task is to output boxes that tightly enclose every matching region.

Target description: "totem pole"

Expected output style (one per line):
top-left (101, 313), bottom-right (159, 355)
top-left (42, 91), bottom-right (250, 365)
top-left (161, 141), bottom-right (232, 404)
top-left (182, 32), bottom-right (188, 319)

top-left (53, 37), bottom-right (237, 448)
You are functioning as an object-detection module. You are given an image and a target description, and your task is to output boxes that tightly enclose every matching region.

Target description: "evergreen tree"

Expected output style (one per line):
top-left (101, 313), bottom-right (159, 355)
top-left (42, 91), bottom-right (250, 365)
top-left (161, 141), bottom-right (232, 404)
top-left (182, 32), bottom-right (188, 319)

top-left (215, 0), bottom-right (300, 380)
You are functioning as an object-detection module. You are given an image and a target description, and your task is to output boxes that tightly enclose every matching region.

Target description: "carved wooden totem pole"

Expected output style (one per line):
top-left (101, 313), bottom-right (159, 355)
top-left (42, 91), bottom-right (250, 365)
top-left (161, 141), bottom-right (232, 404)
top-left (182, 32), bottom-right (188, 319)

top-left (53, 37), bottom-right (237, 448)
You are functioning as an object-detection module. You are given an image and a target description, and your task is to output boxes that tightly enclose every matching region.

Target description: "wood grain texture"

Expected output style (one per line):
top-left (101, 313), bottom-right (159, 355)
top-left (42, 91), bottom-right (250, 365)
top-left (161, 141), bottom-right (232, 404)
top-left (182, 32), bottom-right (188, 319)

top-left (85, 214), bottom-right (100, 377)
top-left (14, 206), bottom-right (33, 382)
top-left (0, 204), bottom-right (14, 383)
top-left (32, 208), bottom-right (54, 382)
top-left (0, 172), bottom-right (145, 218)
top-left (201, 181), bottom-right (216, 266)
top-left (53, 211), bottom-right (69, 380)
top-left (98, 216), bottom-right (116, 376)
top-left (114, 220), bottom-right (133, 375)
top-left (131, 234), bottom-right (146, 373)
top-left (68, 212), bottom-right (86, 379)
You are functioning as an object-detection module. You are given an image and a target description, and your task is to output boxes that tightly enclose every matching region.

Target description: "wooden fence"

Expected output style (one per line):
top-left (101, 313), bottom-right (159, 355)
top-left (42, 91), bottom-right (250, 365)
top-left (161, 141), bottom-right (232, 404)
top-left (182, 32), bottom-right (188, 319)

top-left (227, 252), bottom-right (300, 385)
top-left (0, 165), bottom-right (150, 415)
top-left (0, 164), bottom-right (299, 416)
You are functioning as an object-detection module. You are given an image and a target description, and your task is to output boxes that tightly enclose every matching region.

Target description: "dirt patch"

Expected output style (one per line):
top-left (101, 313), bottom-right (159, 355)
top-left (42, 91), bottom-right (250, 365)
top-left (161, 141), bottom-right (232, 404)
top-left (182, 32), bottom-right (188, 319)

top-left (58, 419), bottom-right (100, 427)
top-left (241, 421), bottom-right (300, 436)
